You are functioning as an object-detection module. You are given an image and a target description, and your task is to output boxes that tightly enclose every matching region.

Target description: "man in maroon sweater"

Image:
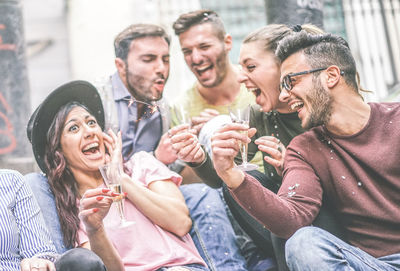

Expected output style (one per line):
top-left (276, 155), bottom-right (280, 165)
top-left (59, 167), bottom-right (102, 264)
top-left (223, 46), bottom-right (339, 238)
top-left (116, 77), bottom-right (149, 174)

top-left (210, 31), bottom-right (400, 270)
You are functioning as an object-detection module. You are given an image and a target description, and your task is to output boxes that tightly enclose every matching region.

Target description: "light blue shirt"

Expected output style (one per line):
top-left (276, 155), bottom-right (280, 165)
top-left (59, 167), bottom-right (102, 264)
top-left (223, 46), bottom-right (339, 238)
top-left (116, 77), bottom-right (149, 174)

top-left (0, 169), bottom-right (57, 270)
top-left (111, 73), bottom-right (162, 159)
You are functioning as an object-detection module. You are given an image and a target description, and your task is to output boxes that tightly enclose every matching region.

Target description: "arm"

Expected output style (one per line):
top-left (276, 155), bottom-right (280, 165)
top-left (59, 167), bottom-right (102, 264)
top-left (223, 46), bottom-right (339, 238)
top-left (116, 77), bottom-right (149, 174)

top-left (229, 148), bottom-right (323, 238)
top-left (79, 188), bottom-right (124, 271)
top-left (8, 171), bottom-right (57, 270)
top-left (123, 153), bottom-right (192, 237)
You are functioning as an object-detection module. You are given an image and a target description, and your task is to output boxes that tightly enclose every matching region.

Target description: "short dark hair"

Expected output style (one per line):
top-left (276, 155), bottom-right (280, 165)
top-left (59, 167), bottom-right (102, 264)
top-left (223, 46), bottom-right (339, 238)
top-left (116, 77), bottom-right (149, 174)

top-left (114, 24), bottom-right (170, 61)
top-left (172, 9), bottom-right (226, 40)
top-left (276, 31), bottom-right (358, 90)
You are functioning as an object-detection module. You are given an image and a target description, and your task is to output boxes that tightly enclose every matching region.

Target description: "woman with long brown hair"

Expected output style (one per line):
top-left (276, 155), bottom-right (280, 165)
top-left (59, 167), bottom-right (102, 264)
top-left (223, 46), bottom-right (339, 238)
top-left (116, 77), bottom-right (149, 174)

top-left (29, 80), bottom-right (208, 271)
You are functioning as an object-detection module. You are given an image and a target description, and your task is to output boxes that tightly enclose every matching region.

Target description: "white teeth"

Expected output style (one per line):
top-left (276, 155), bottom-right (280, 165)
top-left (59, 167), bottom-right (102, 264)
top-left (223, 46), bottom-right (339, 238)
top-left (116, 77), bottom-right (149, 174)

top-left (83, 142), bottom-right (99, 152)
top-left (196, 65), bottom-right (210, 72)
top-left (291, 102), bottom-right (304, 110)
top-left (247, 88), bottom-right (258, 92)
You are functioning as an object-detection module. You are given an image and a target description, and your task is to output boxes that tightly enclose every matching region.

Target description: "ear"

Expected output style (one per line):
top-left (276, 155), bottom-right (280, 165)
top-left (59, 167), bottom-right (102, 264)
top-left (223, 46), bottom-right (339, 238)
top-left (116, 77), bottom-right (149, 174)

top-left (224, 34), bottom-right (233, 52)
top-left (325, 65), bottom-right (342, 88)
top-left (115, 58), bottom-right (126, 79)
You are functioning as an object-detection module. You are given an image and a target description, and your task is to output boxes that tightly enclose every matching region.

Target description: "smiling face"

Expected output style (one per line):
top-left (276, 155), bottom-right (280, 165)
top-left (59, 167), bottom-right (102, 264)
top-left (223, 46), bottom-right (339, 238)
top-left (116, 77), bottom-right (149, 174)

top-left (279, 52), bottom-right (333, 129)
top-left (238, 41), bottom-right (286, 112)
top-left (117, 36), bottom-right (170, 103)
top-left (60, 107), bottom-right (106, 174)
top-left (179, 23), bottom-right (231, 88)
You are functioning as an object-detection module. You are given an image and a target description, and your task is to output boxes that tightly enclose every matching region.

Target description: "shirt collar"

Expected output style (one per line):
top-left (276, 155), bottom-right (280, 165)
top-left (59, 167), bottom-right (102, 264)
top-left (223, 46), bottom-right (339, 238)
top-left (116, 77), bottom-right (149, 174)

top-left (111, 72), bottom-right (131, 101)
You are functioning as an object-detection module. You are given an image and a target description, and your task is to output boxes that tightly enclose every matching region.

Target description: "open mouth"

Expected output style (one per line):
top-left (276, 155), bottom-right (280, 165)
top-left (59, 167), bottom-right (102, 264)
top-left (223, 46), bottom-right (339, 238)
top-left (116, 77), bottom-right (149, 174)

top-left (291, 101), bottom-right (304, 112)
top-left (195, 64), bottom-right (213, 77)
top-left (153, 78), bottom-right (165, 92)
top-left (248, 87), bottom-right (261, 97)
top-left (82, 142), bottom-right (100, 155)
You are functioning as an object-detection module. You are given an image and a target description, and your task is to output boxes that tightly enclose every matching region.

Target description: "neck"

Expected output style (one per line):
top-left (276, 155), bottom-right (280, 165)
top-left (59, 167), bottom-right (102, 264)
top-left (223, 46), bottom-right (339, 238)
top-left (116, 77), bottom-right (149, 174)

top-left (197, 64), bottom-right (241, 106)
top-left (275, 101), bottom-right (293, 114)
top-left (71, 169), bottom-right (104, 197)
top-left (325, 90), bottom-right (370, 136)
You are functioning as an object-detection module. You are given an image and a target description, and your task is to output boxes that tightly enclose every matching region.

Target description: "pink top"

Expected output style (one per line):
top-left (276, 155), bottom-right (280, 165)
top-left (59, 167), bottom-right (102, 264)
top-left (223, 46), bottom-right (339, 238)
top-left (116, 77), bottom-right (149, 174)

top-left (79, 151), bottom-right (205, 270)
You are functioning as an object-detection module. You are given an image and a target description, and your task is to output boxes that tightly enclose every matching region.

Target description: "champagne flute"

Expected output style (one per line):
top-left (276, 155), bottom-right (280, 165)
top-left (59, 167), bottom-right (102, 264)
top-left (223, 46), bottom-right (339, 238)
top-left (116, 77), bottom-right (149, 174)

top-left (99, 163), bottom-right (135, 227)
top-left (173, 104), bottom-right (191, 129)
top-left (228, 105), bottom-right (258, 171)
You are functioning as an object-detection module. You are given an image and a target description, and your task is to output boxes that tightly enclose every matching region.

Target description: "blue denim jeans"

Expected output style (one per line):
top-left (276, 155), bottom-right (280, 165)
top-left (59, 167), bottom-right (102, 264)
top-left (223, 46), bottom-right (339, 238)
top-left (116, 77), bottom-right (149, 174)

top-left (180, 183), bottom-right (248, 271)
top-left (286, 226), bottom-right (400, 271)
top-left (25, 173), bottom-right (247, 270)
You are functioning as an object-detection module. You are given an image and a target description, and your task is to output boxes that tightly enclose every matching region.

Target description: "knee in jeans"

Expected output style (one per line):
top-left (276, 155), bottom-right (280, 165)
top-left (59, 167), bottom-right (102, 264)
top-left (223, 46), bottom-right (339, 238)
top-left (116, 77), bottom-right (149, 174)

top-left (286, 226), bottom-right (323, 261)
top-left (56, 248), bottom-right (105, 271)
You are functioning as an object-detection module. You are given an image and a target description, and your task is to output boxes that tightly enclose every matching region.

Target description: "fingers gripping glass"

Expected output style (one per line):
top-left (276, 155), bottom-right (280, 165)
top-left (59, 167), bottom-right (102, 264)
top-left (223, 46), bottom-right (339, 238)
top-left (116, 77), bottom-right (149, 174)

top-left (280, 67), bottom-right (327, 92)
top-left (228, 105), bottom-right (258, 171)
top-left (99, 163), bottom-right (135, 227)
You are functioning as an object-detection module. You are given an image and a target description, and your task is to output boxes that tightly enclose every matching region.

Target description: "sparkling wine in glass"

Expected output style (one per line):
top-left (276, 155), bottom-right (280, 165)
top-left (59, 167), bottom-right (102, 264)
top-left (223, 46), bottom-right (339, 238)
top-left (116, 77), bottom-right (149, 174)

top-left (173, 104), bottom-right (191, 129)
top-left (99, 163), bottom-right (135, 227)
top-left (229, 105), bottom-right (258, 171)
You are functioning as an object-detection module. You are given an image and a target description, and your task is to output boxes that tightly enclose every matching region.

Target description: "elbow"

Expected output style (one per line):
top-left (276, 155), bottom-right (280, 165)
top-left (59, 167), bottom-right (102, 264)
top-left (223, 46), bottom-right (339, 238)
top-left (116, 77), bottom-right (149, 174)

top-left (174, 216), bottom-right (192, 237)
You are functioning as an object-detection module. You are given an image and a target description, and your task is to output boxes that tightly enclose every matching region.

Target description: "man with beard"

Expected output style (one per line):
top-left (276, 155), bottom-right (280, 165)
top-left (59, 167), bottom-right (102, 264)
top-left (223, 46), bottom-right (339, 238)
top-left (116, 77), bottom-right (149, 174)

top-left (211, 31), bottom-right (400, 270)
top-left (171, 10), bottom-right (257, 141)
top-left (25, 24), bottom-right (249, 271)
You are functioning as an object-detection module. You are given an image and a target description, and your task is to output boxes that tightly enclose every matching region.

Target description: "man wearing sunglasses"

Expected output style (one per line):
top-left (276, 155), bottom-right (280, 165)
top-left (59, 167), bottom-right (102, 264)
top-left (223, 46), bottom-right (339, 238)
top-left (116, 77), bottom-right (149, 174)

top-left (212, 31), bottom-right (400, 270)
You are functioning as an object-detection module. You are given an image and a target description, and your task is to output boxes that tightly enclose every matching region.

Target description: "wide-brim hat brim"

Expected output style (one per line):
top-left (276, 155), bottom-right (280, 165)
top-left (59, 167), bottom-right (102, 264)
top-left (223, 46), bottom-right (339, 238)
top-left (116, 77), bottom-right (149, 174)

top-left (28, 80), bottom-right (105, 174)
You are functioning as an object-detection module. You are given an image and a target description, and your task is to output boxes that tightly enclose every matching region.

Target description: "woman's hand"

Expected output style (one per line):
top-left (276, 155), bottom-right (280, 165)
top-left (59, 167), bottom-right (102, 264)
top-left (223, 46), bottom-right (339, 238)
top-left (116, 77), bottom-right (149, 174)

top-left (79, 188), bottom-right (118, 235)
top-left (20, 257), bottom-right (55, 271)
top-left (169, 124), bottom-right (205, 164)
top-left (103, 129), bottom-right (123, 165)
top-left (255, 136), bottom-right (286, 176)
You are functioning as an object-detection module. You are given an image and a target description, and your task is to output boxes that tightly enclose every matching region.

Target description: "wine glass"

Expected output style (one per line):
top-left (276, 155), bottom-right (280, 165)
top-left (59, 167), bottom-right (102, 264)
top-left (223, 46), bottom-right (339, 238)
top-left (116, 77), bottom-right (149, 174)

top-left (99, 163), bottom-right (135, 227)
top-left (228, 105), bottom-right (258, 171)
top-left (173, 104), bottom-right (191, 129)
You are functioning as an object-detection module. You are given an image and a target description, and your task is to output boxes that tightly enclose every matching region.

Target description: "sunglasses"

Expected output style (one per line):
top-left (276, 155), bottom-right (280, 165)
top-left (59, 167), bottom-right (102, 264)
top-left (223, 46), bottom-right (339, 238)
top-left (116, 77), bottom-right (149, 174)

top-left (280, 67), bottom-right (328, 92)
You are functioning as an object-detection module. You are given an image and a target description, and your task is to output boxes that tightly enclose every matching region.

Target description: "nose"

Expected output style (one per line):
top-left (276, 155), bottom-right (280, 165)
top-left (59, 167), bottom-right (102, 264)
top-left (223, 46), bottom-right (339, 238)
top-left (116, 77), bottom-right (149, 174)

top-left (279, 88), bottom-right (291, 103)
top-left (191, 48), bottom-right (203, 64)
top-left (237, 69), bottom-right (248, 84)
top-left (154, 58), bottom-right (167, 74)
top-left (83, 124), bottom-right (96, 138)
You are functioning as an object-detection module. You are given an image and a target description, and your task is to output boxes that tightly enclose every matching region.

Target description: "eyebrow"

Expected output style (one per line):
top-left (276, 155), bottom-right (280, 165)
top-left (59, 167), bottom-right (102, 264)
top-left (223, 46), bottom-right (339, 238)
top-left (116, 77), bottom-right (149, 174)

top-left (64, 114), bottom-right (92, 126)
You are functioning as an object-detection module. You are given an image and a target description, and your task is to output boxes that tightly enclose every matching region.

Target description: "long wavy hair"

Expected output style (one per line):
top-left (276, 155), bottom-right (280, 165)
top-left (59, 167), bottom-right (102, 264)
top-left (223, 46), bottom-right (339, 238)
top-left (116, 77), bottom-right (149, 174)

top-left (43, 101), bottom-right (91, 248)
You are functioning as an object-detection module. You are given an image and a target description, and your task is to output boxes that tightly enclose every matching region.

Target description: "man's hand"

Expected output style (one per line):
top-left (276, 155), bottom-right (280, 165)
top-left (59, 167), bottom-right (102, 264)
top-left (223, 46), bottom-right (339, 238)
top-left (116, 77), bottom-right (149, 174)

top-left (191, 108), bottom-right (220, 135)
top-left (255, 136), bottom-right (286, 176)
top-left (211, 123), bottom-right (256, 189)
top-left (170, 124), bottom-right (205, 164)
top-left (154, 131), bottom-right (178, 165)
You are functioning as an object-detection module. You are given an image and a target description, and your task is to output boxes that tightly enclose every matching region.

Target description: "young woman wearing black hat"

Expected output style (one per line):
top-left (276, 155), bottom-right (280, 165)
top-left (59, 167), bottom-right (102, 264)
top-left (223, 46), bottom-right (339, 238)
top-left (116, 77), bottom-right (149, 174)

top-left (28, 80), bottom-right (208, 271)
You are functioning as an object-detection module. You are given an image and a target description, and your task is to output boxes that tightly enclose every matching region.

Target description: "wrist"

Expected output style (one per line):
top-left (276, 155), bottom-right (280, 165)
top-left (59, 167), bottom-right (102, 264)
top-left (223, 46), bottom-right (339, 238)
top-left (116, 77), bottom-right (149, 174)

top-left (86, 223), bottom-right (106, 237)
top-left (217, 167), bottom-right (245, 190)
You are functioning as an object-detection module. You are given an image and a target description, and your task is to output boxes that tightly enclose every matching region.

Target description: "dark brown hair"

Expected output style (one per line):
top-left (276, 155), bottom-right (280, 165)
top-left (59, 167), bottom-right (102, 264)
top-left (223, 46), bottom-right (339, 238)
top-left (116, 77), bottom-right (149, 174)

top-left (114, 24), bottom-right (170, 61)
top-left (44, 101), bottom-right (91, 247)
top-left (276, 31), bottom-right (358, 91)
top-left (172, 9), bottom-right (226, 40)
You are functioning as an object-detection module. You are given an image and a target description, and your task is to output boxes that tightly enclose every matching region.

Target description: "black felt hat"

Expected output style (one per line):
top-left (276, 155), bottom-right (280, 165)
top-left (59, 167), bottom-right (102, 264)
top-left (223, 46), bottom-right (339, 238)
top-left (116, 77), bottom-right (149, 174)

top-left (27, 80), bottom-right (105, 174)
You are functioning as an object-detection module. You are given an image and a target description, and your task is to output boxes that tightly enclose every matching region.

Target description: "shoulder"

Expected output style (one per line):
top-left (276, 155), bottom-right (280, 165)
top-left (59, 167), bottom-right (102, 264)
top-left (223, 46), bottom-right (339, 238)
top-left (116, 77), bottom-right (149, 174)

top-left (370, 102), bottom-right (400, 116)
top-left (0, 169), bottom-right (24, 187)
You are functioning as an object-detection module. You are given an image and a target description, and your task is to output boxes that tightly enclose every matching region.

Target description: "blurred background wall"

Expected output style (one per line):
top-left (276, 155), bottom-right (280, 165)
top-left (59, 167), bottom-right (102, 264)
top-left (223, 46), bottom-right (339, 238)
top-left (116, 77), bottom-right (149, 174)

top-left (1, 0), bottom-right (399, 173)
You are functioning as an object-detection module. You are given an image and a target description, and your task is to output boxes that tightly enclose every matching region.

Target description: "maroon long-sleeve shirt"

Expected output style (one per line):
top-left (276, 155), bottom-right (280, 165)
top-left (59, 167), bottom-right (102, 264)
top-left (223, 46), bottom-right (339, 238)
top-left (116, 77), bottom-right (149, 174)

top-left (231, 102), bottom-right (400, 258)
